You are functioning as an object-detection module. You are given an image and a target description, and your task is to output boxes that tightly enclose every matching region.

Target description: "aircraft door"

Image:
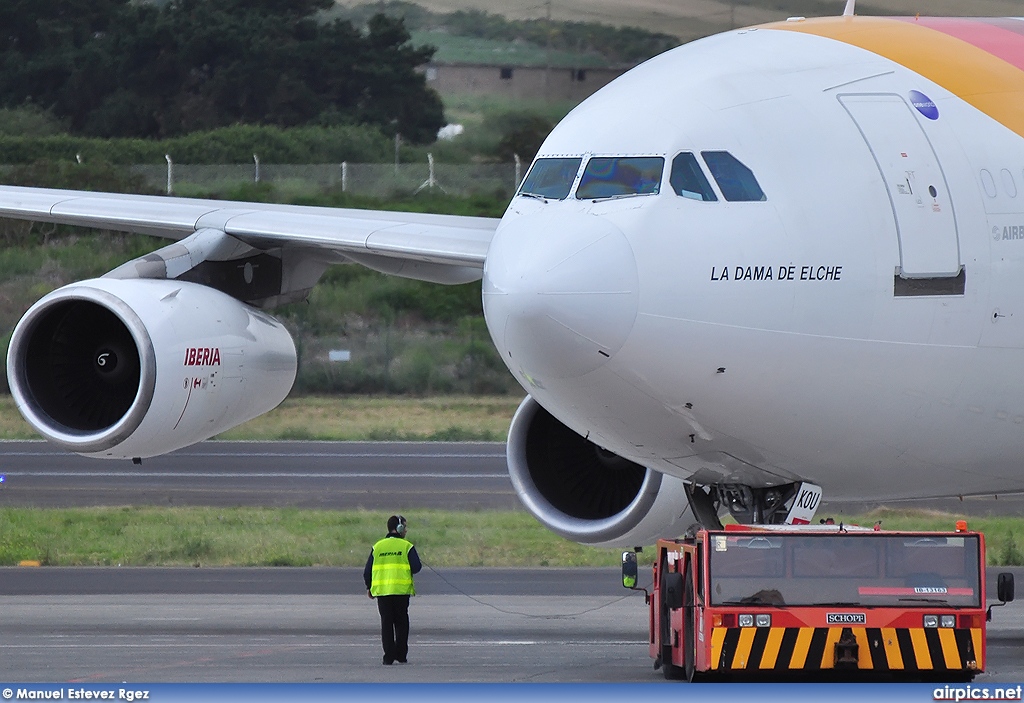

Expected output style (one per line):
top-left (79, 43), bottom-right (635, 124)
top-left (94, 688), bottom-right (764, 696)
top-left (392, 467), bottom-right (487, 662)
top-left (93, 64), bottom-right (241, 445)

top-left (839, 94), bottom-right (961, 280)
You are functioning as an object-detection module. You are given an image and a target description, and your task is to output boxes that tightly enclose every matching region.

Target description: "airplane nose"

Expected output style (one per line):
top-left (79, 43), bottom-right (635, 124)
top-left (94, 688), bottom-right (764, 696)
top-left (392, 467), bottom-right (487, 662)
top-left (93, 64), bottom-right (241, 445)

top-left (483, 211), bottom-right (639, 380)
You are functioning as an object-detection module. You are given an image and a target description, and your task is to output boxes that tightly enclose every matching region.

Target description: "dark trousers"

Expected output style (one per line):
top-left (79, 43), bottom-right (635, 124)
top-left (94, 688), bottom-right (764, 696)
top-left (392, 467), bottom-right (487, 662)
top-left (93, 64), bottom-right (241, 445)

top-left (377, 595), bottom-right (411, 663)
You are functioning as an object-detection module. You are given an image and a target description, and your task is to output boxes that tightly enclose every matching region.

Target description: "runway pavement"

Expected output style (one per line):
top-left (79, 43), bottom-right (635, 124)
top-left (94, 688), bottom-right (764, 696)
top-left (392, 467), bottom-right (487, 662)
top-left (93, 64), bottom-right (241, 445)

top-left (0, 567), bottom-right (1021, 683)
top-left (4, 439), bottom-right (1024, 516)
top-left (0, 440), bottom-right (515, 510)
top-left (0, 567), bottom-right (650, 683)
top-left (1, 439), bottom-right (1024, 683)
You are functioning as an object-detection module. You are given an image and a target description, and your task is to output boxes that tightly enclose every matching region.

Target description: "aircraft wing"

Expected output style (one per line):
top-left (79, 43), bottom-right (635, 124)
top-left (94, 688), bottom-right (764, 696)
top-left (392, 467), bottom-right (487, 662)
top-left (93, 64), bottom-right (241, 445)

top-left (0, 182), bottom-right (502, 459)
top-left (0, 185), bottom-right (498, 273)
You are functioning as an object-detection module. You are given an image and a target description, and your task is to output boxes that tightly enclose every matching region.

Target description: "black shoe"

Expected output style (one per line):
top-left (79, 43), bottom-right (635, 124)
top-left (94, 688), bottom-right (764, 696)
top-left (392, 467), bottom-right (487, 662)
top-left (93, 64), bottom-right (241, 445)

top-left (397, 659), bottom-right (407, 664)
top-left (383, 658), bottom-right (394, 665)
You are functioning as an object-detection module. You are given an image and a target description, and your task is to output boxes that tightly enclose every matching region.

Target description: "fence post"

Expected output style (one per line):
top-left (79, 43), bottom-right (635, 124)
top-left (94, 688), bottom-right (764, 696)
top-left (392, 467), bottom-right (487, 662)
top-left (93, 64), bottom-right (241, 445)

top-left (127, 159), bottom-right (533, 198)
top-left (415, 153), bottom-right (446, 194)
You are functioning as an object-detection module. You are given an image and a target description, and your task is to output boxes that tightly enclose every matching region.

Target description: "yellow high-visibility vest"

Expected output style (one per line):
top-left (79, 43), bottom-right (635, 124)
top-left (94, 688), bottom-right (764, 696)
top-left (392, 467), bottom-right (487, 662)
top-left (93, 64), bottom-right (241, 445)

top-left (370, 537), bottom-right (416, 596)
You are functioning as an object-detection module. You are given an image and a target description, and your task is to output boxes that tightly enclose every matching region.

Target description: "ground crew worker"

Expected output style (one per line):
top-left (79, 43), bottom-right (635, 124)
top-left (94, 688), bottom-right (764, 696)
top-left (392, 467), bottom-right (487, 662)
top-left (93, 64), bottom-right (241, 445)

top-left (364, 514), bottom-right (421, 665)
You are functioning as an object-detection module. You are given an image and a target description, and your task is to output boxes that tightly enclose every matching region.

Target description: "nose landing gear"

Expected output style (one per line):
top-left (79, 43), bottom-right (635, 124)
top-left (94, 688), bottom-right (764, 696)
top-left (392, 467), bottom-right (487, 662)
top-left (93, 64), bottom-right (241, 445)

top-left (685, 481), bottom-right (823, 528)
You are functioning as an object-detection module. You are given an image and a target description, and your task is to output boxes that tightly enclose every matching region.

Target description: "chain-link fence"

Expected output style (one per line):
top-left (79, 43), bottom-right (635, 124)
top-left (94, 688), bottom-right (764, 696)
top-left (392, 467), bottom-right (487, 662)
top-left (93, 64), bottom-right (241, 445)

top-left (129, 159), bottom-right (523, 198)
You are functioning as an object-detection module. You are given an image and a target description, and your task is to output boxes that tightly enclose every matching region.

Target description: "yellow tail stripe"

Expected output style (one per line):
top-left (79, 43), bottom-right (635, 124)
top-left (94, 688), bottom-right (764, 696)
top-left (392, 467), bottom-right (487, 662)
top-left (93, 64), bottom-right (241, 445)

top-left (937, 628), bottom-right (961, 669)
top-left (881, 628), bottom-right (904, 669)
top-left (711, 628), bottom-right (727, 669)
top-left (909, 629), bottom-right (934, 670)
top-left (820, 627), bottom-right (844, 669)
top-left (853, 628), bottom-right (873, 669)
top-left (790, 628), bottom-right (814, 669)
top-left (972, 628), bottom-right (984, 669)
top-left (707, 626), bottom-right (978, 672)
top-left (733, 628), bottom-right (757, 669)
top-left (759, 627), bottom-right (786, 669)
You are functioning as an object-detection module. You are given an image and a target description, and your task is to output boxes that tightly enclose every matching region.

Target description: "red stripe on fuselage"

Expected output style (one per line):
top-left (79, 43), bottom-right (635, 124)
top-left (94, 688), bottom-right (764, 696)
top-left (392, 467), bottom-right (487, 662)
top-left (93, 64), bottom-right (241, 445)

top-left (897, 17), bottom-right (1024, 72)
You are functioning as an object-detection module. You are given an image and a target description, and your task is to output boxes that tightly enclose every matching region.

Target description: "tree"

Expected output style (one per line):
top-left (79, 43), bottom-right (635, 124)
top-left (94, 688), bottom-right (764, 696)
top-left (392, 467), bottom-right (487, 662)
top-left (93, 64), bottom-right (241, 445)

top-left (352, 15), bottom-right (444, 144)
top-left (0, 1), bottom-right (444, 144)
top-left (490, 112), bottom-right (554, 163)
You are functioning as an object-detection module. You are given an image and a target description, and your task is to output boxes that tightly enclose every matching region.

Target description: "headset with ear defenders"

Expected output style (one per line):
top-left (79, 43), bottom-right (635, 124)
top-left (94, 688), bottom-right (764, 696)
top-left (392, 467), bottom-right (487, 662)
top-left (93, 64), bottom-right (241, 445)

top-left (395, 515), bottom-right (407, 536)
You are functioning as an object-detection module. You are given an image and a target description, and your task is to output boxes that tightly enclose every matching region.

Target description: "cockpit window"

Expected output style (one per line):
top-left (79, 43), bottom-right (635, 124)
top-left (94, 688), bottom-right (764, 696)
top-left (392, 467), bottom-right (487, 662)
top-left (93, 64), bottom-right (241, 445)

top-left (701, 151), bottom-right (766, 202)
top-left (575, 157), bottom-right (664, 200)
top-left (670, 152), bottom-right (717, 201)
top-left (519, 157), bottom-right (582, 200)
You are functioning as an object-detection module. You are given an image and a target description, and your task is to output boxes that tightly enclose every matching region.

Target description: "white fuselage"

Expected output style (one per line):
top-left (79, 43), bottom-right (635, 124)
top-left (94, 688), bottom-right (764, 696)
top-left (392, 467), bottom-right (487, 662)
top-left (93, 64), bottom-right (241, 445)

top-left (483, 25), bottom-right (1024, 501)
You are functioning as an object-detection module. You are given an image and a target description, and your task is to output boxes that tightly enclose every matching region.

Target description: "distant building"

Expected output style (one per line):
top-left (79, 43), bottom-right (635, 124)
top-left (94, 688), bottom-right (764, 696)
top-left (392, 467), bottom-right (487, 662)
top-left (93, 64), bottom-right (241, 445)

top-left (422, 62), bottom-right (630, 102)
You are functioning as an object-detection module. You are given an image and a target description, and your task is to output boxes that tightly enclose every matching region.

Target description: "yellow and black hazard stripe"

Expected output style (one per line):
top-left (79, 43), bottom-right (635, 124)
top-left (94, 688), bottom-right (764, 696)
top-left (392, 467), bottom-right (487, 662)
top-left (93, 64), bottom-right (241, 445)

top-left (710, 627), bottom-right (981, 672)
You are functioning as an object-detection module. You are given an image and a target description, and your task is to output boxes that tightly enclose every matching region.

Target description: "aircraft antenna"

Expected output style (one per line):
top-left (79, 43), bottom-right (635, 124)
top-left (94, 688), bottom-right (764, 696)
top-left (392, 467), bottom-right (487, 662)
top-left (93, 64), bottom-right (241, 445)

top-left (843, 0), bottom-right (855, 16)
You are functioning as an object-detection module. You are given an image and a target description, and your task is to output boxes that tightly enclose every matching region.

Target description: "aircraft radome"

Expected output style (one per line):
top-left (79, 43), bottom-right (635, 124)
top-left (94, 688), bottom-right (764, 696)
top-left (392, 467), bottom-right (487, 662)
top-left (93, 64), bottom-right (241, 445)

top-left (3, 11), bottom-right (1024, 547)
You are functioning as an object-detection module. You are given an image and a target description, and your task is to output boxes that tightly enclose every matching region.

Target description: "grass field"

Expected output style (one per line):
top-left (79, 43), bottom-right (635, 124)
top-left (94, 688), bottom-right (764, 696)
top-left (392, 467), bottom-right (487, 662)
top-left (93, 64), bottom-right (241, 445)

top-left (1, 399), bottom-right (1022, 568)
top-left (0, 508), bottom-right (625, 567)
top-left (0, 506), bottom-right (1020, 567)
top-left (0, 395), bottom-right (525, 441)
top-left (338, 0), bottom-right (1024, 41)
top-left (216, 394), bottom-right (524, 441)
top-left (4, 392), bottom-right (1020, 567)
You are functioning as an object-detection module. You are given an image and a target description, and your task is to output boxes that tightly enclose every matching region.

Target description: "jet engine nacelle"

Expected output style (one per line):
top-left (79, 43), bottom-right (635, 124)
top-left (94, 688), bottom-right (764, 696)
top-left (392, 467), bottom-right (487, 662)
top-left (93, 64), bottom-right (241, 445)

top-left (7, 278), bottom-right (296, 459)
top-left (506, 396), bottom-right (692, 547)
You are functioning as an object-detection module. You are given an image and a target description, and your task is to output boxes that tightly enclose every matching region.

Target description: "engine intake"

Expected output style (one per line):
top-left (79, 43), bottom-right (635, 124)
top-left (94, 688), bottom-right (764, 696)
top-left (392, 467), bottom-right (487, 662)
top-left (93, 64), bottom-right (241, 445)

top-left (8, 278), bottom-right (296, 458)
top-left (28, 303), bottom-right (145, 431)
top-left (507, 396), bottom-right (692, 547)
